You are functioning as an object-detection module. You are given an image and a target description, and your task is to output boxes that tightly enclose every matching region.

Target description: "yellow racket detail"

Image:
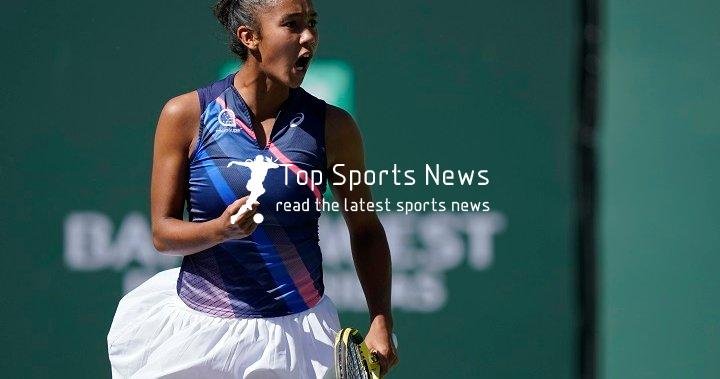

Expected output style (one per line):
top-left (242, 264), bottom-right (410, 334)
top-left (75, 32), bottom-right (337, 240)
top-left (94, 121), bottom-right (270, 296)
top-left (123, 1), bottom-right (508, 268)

top-left (334, 327), bottom-right (381, 379)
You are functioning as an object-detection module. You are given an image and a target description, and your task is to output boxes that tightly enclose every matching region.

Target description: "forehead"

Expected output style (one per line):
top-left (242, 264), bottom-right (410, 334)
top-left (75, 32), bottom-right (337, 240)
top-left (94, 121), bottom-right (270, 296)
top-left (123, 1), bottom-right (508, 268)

top-left (265, 0), bottom-right (316, 16)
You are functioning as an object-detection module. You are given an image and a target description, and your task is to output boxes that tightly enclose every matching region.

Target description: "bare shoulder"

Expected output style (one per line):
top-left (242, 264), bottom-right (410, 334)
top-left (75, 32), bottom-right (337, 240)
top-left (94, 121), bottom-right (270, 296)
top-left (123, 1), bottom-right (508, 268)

top-left (325, 104), bottom-right (362, 148)
top-left (325, 104), bottom-right (364, 167)
top-left (156, 91), bottom-right (201, 153)
top-left (159, 91), bottom-right (201, 129)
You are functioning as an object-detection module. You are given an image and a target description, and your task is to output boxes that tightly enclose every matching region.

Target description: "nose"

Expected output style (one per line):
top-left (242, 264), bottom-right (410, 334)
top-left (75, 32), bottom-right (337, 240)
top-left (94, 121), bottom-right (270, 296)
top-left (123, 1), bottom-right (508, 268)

top-left (300, 26), bottom-right (317, 49)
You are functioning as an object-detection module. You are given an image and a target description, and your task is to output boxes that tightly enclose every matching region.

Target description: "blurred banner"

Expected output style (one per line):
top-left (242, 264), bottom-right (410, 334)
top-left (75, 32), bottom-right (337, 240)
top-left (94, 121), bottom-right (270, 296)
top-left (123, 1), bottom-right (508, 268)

top-left (1, 1), bottom-right (578, 377)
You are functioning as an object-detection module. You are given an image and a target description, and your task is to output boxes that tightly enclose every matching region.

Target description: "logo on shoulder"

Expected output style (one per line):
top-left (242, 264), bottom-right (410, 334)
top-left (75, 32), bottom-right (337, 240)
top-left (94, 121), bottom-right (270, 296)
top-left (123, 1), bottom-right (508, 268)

top-left (218, 108), bottom-right (236, 127)
top-left (289, 113), bottom-right (305, 128)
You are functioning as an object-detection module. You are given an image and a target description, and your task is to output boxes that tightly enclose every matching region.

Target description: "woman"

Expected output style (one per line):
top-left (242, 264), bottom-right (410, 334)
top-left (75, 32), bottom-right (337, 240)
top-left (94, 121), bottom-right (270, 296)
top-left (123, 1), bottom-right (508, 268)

top-left (107, 0), bottom-right (398, 377)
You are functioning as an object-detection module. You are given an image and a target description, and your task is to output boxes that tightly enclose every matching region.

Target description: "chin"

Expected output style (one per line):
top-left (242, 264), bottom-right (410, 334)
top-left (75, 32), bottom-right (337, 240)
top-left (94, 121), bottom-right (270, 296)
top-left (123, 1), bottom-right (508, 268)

top-left (288, 76), bottom-right (305, 89)
top-left (286, 65), bottom-right (310, 88)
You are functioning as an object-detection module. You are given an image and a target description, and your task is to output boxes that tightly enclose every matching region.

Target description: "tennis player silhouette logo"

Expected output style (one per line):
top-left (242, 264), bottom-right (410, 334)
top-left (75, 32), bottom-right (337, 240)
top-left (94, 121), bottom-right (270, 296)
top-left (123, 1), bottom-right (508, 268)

top-left (227, 155), bottom-right (290, 224)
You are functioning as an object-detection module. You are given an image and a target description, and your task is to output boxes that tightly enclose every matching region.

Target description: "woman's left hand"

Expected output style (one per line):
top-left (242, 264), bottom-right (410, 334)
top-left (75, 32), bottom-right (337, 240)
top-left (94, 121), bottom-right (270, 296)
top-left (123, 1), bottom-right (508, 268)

top-left (364, 316), bottom-right (399, 376)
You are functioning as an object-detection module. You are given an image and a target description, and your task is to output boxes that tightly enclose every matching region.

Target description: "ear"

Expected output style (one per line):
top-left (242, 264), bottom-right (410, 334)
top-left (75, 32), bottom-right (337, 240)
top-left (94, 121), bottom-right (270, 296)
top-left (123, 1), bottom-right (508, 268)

top-left (236, 25), bottom-right (260, 52)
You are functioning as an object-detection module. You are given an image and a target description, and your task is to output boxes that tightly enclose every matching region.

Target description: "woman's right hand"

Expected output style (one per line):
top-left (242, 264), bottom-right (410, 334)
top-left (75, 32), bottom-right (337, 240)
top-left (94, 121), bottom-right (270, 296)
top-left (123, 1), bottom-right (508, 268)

top-left (215, 196), bottom-right (260, 241)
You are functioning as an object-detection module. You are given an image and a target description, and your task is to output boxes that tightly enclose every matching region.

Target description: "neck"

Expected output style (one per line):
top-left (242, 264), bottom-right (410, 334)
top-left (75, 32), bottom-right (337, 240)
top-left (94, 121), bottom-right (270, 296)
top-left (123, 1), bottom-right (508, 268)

top-left (233, 60), bottom-right (290, 119)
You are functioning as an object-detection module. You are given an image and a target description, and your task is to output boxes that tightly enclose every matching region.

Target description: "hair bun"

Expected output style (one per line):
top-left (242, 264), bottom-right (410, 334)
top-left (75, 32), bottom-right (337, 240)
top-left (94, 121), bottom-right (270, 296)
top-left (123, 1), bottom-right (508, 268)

top-left (213, 0), bottom-right (234, 29)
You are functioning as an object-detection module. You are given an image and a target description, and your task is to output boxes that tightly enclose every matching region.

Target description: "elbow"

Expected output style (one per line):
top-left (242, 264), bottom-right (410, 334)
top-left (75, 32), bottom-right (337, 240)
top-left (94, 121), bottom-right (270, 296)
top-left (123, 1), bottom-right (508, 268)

top-left (153, 236), bottom-right (168, 254)
top-left (349, 221), bottom-right (387, 248)
top-left (151, 218), bottom-right (189, 256)
top-left (152, 228), bottom-right (171, 254)
top-left (349, 218), bottom-right (385, 240)
top-left (153, 236), bottom-right (183, 256)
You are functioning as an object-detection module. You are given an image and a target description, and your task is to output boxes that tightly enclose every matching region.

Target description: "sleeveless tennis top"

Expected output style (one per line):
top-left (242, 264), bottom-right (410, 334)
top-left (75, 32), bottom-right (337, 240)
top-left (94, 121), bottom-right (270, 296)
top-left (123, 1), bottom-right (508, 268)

top-left (177, 73), bottom-right (328, 318)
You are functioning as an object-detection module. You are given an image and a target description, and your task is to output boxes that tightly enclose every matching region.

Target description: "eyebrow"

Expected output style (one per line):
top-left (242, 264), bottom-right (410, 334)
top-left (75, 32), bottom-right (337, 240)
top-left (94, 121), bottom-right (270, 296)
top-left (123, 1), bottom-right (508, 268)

top-left (282, 11), bottom-right (318, 20)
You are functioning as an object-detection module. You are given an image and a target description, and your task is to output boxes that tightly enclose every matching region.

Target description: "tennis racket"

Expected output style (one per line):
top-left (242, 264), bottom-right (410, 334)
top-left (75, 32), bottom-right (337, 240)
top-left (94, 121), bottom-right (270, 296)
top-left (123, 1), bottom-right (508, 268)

top-left (334, 328), bottom-right (382, 379)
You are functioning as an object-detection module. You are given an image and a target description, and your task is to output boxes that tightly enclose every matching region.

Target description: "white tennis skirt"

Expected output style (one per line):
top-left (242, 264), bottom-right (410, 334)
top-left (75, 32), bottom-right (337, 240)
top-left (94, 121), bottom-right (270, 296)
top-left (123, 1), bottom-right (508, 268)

top-left (107, 268), bottom-right (341, 379)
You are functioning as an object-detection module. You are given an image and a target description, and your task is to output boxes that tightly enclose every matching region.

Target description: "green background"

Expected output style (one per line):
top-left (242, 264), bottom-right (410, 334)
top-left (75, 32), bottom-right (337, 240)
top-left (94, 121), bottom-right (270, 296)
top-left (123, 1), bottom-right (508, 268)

top-left (599, 0), bottom-right (720, 378)
top-left (1, 1), bottom-right (579, 377)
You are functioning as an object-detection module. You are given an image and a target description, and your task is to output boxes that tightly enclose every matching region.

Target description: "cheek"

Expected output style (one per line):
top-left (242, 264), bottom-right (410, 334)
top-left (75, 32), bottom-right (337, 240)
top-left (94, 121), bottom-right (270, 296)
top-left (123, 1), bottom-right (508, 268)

top-left (260, 31), bottom-right (299, 63)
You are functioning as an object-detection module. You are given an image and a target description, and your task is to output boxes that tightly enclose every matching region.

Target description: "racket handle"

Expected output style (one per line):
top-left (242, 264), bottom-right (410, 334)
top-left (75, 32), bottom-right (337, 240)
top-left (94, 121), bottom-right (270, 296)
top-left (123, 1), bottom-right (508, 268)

top-left (368, 352), bottom-right (381, 379)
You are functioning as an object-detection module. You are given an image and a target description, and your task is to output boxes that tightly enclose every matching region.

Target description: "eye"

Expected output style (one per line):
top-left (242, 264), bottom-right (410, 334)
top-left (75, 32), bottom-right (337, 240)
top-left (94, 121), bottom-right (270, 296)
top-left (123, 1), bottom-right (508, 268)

top-left (283, 20), bottom-right (298, 28)
top-left (308, 19), bottom-right (318, 28)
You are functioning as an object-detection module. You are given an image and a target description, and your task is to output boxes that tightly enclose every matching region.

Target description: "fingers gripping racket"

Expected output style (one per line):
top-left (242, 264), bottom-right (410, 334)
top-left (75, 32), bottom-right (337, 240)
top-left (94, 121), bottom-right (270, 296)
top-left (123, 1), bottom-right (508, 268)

top-left (334, 328), bottom-right (381, 379)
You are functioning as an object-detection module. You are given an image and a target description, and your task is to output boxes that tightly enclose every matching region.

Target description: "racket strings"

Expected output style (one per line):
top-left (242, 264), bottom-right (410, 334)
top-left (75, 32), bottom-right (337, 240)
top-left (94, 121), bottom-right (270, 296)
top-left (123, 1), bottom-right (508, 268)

top-left (336, 339), bottom-right (369, 379)
top-left (335, 328), bottom-right (376, 379)
top-left (349, 343), bottom-right (367, 378)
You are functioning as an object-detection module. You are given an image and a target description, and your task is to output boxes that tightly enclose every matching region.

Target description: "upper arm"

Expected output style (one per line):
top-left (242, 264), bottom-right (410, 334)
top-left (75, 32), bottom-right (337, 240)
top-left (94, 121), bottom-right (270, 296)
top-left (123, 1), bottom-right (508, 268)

top-left (150, 91), bottom-right (201, 230)
top-left (325, 105), bottom-right (381, 233)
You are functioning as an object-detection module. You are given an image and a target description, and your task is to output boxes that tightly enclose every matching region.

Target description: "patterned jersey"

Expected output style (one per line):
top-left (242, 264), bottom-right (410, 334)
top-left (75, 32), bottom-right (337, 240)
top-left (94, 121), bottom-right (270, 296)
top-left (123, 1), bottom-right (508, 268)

top-left (177, 73), bottom-right (328, 318)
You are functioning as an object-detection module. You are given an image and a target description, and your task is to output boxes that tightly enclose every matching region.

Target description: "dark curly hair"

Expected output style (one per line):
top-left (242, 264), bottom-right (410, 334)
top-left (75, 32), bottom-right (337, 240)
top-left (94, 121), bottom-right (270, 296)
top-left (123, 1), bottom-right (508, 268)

top-left (213, 0), bottom-right (275, 61)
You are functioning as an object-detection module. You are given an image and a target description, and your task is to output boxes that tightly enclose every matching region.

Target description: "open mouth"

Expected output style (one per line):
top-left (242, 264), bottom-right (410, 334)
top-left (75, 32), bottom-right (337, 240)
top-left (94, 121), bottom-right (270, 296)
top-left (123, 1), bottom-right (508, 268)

top-left (294, 54), bottom-right (312, 72)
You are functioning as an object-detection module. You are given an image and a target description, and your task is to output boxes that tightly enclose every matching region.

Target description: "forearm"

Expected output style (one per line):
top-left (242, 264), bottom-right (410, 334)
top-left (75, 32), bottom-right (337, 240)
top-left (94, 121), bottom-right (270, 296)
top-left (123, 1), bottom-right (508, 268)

top-left (350, 221), bottom-right (393, 328)
top-left (152, 217), bottom-right (224, 256)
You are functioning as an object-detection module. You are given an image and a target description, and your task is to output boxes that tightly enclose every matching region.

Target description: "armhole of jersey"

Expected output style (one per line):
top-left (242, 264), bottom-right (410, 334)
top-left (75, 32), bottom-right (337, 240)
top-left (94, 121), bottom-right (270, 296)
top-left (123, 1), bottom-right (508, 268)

top-left (189, 73), bottom-right (234, 163)
top-left (187, 88), bottom-right (206, 164)
top-left (184, 89), bottom-right (207, 222)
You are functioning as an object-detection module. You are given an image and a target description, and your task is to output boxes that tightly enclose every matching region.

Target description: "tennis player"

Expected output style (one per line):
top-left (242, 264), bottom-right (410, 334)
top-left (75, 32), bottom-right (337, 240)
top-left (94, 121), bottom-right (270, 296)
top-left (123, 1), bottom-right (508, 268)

top-left (107, 0), bottom-right (398, 377)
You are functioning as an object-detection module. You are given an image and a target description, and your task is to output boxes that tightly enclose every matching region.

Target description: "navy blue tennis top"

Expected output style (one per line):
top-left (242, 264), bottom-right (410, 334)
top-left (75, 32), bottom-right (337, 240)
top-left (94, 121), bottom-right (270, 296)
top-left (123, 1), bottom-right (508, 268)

top-left (177, 73), bottom-right (328, 318)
